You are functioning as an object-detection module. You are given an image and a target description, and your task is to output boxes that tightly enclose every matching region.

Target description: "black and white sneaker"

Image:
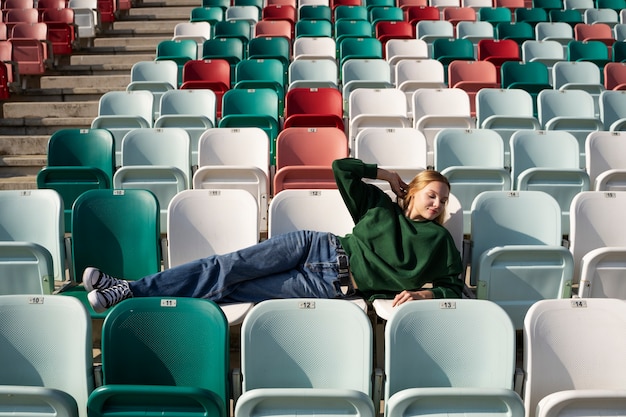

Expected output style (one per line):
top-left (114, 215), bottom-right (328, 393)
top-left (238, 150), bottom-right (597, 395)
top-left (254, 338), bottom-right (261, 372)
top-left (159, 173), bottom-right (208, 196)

top-left (87, 282), bottom-right (133, 313)
top-left (83, 267), bottom-right (126, 292)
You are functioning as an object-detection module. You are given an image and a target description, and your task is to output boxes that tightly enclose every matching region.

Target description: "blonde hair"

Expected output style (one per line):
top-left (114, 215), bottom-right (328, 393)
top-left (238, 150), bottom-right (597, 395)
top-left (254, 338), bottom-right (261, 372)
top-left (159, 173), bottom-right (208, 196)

top-left (398, 170), bottom-right (451, 225)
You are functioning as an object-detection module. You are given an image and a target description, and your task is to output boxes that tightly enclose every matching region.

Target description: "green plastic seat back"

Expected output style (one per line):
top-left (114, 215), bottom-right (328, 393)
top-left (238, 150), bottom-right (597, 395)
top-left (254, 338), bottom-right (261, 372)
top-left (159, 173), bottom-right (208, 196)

top-left (299, 4), bottom-right (331, 21)
top-left (190, 6), bottom-right (224, 24)
top-left (0, 294), bottom-right (93, 417)
top-left (566, 39), bottom-right (609, 62)
top-left (70, 189), bottom-right (161, 282)
top-left (548, 9), bottom-right (583, 26)
top-left (295, 19), bottom-right (333, 37)
top-left (496, 21), bottom-right (534, 42)
top-left (46, 128), bottom-right (115, 181)
top-left (247, 36), bottom-right (290, 67)
top-left (214, 19), bottom-right (252, 42)
top-left (101, 297), bottom-right (228, 392)
top-left (335, 19), bottom-right (373, 44)
top-left (338, 37), bottom-right (383, 66)
top-left (432, 37), bottom-right (475, 62)
top-left (221, 87), bottom-right (278, 120)
top-left (156, 39), bottom-right (198, 62)
top-left (501, 60), bottom-right (551, 87)
top-left (334, 5), bottom-right (367, 22)
top-left (234, 58), bottom-right (285, 91)
top-left (241, 299), bottom-right (373, 393)
top-left (515, 7), bottom-right (548, 27)
top-left (0, 190), bottom-right (65, 287)
top-left (384, 299), bottom-right (516, 400)
top-left (478, 6), bottom-right (512, 24)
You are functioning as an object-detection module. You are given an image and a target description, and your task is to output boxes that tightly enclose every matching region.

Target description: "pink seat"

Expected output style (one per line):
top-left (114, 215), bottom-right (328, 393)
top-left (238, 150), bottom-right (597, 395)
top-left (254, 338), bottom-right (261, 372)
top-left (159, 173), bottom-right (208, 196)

top-left (443, 6), bottom-right (476, 30)
top-left (448, 60), bottom-right (500, 116)
top-left (9, 22), bottom-right (52, 75)
top-left (574, 23), bottom-right (615, 47)
top-left (283, 88), bottom-right (345, 131)
top-left (0, 40), bottom-right (16, 84)
top-left (273, 127), bottom-right (349, 194)
top-left (254, 19), bottom-right (292, 41)
top-left (41, 7), bottom-right (75, 56)
top-left (604, 62), bottom-right (626, 90)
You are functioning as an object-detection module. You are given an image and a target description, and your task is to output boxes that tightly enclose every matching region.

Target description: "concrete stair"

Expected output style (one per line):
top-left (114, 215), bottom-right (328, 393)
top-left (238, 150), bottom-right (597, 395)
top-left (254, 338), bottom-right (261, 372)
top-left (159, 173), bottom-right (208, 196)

top-left (0, 0), bottom-right (195, 189)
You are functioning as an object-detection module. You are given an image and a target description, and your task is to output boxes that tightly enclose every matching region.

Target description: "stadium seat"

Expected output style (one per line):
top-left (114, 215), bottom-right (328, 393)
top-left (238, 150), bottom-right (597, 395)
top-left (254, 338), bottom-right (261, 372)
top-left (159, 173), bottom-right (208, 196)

top-left (395, 59), bottom-right (447, 114)
top-left (537, 89), bottom-right (603, 167)
top-left (62, 189), bottom-right (161, 318)
top-left (87, 297), bottom-right (230, 417)
top-left (9, 22), bottom-right (53, 78)
top-left (552, 61), bottom-right (604, 118)
top-left (40, 7), bottom-right (76, 59)
top-left (521, 39), bottom-right (564, 84)
top-left (515, 7), bottom-right (549, 28)
top-left (598, 89), bottom-right (626, 131)
top-left (273, 127), bottom-right (349, 193)
top-left (0, 190), bottom-right (64, 294)
top-left (535, 21), bottom-right (574, 54)
top-left (287, 58), bottom-right (339, 90)
top-left (433, 128), bottom-right (511, 235)
top-left (447, 59), bottom-right (499, 116)
top-left (603, 61), bottom-right (626, 89)
top-left (567, 39), bottom-right (611, 69)
top-left (113, 128), bottom-right (191, 233)
top-left (233, 58), bottom-right (285, 113)
top-left (90, 90), bottom-right (154, 166)
top-left (383, 300), bottom-right (524, 417)
top-left (500, 60), bottom-right (552, 116)
top-left (292, 36), bottom-right (336, 60)
top-left (201, 37), bottom-right (245, 79)
top-left (234, 299), bottom-right (377, 417)
top-left (523, 298), bottom-right (626, 417)
top-left (155, 39), bottom-right (198, 84)
top-left (353, 127), bottom-right (428, 170)
top-left (470, 190), bottom-right (573, 328)
top-left (126, 60), bottom-right (178, 120)
top-left (0, 294), bottom-right (93, 417)
top-left (283, 87), bottom-right (344, 130)
top-left (478, 6), bottom-right (512, 25)
top-left (180, 58), bottom-right (230, 117)
top-left (153, 89), bottom-right (217, 166)
top-left (585, 130), bottom-right (626, 190)
top-left (338, 37), bottom-right (383, 68)
top-left (384, 38), bottom-right (428, 82)
top-left (172, 21), bottom-right (212, 50)
top-left (496, 21), bottom-right (535, 44)
top-left (194, 127), bottom-right (270, 233)
top-left (36, 128), bottom-right (115, 233)
top-left (476, 38), bottom-right (521, 83)
top-left (510, 129), bottom-right (590, 235)
top-left (412, 88), bottom-right (475, 166)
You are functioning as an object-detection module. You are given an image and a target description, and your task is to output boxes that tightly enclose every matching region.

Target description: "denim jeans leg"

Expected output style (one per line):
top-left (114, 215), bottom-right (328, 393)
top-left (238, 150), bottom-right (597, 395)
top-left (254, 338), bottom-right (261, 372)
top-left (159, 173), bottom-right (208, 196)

top-left (129, 230), bottom-right (345, 303)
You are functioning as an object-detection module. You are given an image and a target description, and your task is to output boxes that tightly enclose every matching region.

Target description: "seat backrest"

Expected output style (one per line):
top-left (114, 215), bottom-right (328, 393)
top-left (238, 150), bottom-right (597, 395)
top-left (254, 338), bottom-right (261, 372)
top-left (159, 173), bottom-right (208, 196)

top-left (475, 88), bottom-right (536, 126)
top-left (287, 58), bottom-right (338, 88)
top-left (552, 60), bottom-right (602, 90)
top-left (167, 189), bottom-right (259, 267)
top-left (348, 88), bottom-right (407, 119)
top-left (523, 298), bottom-right (626, 417)
top-left (384, 38), bottom-right (428, 62)
top-left (240, 298), bottom-right (372, 393)
top-left (129, 60), bottom-right (178, 87)
top-left (456, 20), bottom-right (494, 39)
top-left (96, 90), bottom-right (153, 125)
top-left (157, 89), bottom-right (217, 126)
top-left (268, 188), bottom-right (355, 237)
top-left (476, 38), bottom-right (520, 59)
top-left (70, 189), bottom-right (161, 282)
top-left (434, 127), bottom-right (505, 170)
top-left (569, 191), bottom-right (626, 281)
top-left (0, 190), bottom-right (65, 285)
top-left (221, 87), bottom-right (279, 119)
top-left (292, 36), bottom-right (336, 59)
top-left (603, 62), bottom-right (626, 90)
top-left (599, 89), bottom-right (626, 130)
top-left (120, 127), bottom-right (191, 185)
top-left (341, 58), bottom-right (391, 85)
top-left (384, 299), bottom-right (515, 400)
top-left (0, 294), bottom-right (93, 417)
top-left (46, 128), bottom-right (115, 182)
top-left (354, 127), bottom-right (427, 168)
top-left (470, 190), bottom-right (563, 269)
top-left (395, 58), bottom-right (445, 85)
top-left (201, 37), bottom-right (245, 63)
top-left (538, 89), bottom-right (596, 125)
top-left (197, 127), bottom-right (269, 176)
top-left (509, 130), bottom-right (580, 182)
top-left (448, 59), bottom-right (498, 86)
top-left (412, 88), bottom-right (471, 119)
top-left (181, 58), bottom-right (231, 87)
top-left (585, 130), bottom-right (626, 187)
top-left (284, 87), bottom-right (343, 123)
top-left (535, 21), bottom-right (573, 41)
top-left (500, 60), bottom-right (550, 88)
top-left (100, 297), bottom-right (229, 411)
top-left (275, 127), bottom-right (349, 171)
top-left (521, 39), bottom-right (564, 61)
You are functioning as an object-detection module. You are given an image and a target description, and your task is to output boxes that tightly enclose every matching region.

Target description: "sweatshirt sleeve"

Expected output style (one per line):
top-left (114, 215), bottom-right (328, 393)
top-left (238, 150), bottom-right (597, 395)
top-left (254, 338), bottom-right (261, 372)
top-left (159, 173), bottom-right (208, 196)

top-left (332, 158), bottom-right (382, 223)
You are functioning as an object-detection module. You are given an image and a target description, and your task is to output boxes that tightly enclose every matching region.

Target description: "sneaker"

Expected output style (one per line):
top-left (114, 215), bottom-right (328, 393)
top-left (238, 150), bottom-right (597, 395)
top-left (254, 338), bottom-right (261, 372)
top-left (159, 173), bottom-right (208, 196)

top-left (83, 267), bottom-right (125, 292)
top-left (88, 282), bottom-right (133, 313)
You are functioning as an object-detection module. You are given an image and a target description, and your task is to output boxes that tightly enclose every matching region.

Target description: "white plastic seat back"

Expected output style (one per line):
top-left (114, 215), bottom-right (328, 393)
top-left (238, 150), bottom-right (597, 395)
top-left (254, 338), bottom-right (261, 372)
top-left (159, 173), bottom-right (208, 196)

top-left (523, 298), bottom-right (626, 417)
top-left (569, 191), bottom-right (626, 286)
top-left (384, 39), bottom-right (428, 79)
top-left (395, 59), bottom-right (447, 114)
top-left (268, 189), bottom-right (355, 238)
top-left (535, 22), bottom-right (574, 50)
top-left (412, 88), bottom-right (475, 166)
top-left (599, 90), bottom-right (626, 132)
top-left (521, 40), bottom-right (564, 83)
top-left (236, 298), bottom-right (376, 417)
top-left (293, 37), bottom-right (336, 60)
top-left (0, 294), bottom-right (94, 417)
top-left (288, 58), bottom-right (339, 90)
top-left (348, 88), bottom-right (410, 146)
top-left (68, 0), bottom-right (97, 40)
top-left (585, 130), bottom-right (626, 190)
top-left (126, 60), bottom-right (179, 121)
top-left (384, 299), bottom-right (523, 417)
top-left (0, 190), bottom-right (65, 293)
top-left (341, 59), bottom-right (393, 114)
top-left (353, 127), bottom-right (427, 169)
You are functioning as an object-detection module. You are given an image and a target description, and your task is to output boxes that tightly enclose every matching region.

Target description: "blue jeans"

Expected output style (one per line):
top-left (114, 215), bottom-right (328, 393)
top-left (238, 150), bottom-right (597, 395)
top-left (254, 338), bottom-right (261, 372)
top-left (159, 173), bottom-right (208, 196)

top-left (129, 230), bottom-right (351, 303)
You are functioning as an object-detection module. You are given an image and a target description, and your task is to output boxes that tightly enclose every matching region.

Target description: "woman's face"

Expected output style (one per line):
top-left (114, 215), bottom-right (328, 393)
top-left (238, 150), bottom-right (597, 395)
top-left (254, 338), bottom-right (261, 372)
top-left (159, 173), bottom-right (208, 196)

top-left (405, 181), bottom-right (449, 221)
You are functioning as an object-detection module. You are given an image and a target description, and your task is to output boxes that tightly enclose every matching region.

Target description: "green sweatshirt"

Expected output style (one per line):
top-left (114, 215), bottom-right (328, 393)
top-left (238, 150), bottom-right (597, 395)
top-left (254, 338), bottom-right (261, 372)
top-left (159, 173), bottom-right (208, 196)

top-left (333, 158), bottom-right (464, 300)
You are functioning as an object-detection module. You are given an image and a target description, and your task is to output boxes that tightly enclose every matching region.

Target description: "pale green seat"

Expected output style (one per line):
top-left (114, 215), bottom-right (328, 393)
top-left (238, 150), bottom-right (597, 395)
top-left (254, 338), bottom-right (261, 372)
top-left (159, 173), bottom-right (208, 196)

top-left (523, 299), bottom-right (626, 417)
top-left (598, 89), bottom-right (626, 132)
top-left (234, 299), bottom-right (378, 417)
top-left (510, 129), bottom-right (590, 235)
top-left (87, 297), bottom-right (229, 417)
top-left (113, 128), bottom-right (191, 234)
top-left (126, 60), bottom-right (178, 121)
top-left (470, 191), bottom-right (573, 329)
top-left (0, 294), bottom-right (94, 417)
top-left (434, 128), bottom-right (511, 235)
top-left (342, 60), bottom-right (394, 113)
top-left (153, 89), bottom-right (217, 167)
top-left (537, 89), bottom-right (604, 168)
top-left (62, 189), bottom-right (161, 319)
top-left (475, 88), bottom-right (541, 166)
top-left (0, 190), bottom-right (64, 294)
top-left (90, 90), bottom-right (154, 167)
top-left (36, 128), bottom-right (115, 233)
top-left (384, 299), bottom-right (524, 417)
top-left (287, 58), bottom-right (338, 90)
top-left (552, 60), bottom-right (605, 117)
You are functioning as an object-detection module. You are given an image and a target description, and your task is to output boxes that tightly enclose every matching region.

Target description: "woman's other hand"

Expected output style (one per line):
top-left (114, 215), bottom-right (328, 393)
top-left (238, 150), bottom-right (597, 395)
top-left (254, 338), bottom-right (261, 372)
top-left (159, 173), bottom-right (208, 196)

top-left (392, 289), bottom-right (434, 307)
